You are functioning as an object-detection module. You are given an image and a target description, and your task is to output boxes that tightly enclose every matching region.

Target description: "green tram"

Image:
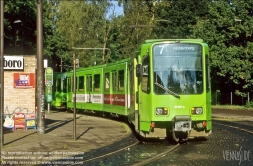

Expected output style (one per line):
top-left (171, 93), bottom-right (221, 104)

top-left (65, 39), bottom-right (212, 142)
top-left (49, 72), bottom-right (67, 109)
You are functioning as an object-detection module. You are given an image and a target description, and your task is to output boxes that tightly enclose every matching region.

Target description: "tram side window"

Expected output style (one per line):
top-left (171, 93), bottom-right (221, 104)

top-left (86, 75), bottom-right (92, 92)
top-left (94, 74), bottom-right (100, 92)
top-left (118, 70), bottom-right (124, 91)
top-left (112, 71), bottom-right (117, 91)
top-left (67, 78), bottom-right (72, 92)
top-left (142, 55), bottom-right (150, 93)
top-left (104, 73), bottom-right (110, 91)
top-left (79, 76), bottom-right (84, 92)
top-left (57, 78), bottom-right (61, 92)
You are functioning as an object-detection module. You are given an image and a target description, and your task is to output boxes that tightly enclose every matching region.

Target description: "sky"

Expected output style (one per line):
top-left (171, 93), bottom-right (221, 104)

top-left (107, 1), bottom-right (124, 18)
top-left (113, 1), bottom-right (124, 15)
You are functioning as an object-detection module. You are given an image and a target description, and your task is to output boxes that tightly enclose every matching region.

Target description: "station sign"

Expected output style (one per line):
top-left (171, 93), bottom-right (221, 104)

top-left (4, 56), bottom-right (24, 70)
top-left (47, 94), bottom-right (52, 102)
top-left (45, 67), bottom-right (53, 87)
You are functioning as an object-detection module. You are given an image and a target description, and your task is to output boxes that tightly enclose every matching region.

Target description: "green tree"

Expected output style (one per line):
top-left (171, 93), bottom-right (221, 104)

top-left (4, 0), bottom-right (37, 54)
top-left (3, 0), bottom-right (68, 70)
top-left (55, 0), bottom-right (111, 67)
top-left (43, 0), bottom-right (70, 71)
top-left (116, 0), bottom-right (156, 59)
top-left (153, 0), bottom-right (210, 38)
top-left (192, 1), bottom-right (253, 96)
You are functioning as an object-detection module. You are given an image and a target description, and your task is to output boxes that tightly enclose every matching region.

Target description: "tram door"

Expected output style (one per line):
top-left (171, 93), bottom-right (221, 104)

top-left (130, 59), bottom-right (139, 131)
top-left (138, 54), bottom-right (151, 125)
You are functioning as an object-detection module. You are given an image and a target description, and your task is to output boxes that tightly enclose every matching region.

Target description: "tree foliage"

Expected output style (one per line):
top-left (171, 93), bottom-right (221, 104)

top-left (192, 0), bottom-right (253, 96)
top-left (4, 0), bottom-right (253, 99)
top-left (153, 0), bottom-right (210, 38)
top-left (54, 0), bottom-right (111, 67)
top-left (4, 0), bottom-right (37, 54)
top-left (115, 1), bottom-right (156, 60)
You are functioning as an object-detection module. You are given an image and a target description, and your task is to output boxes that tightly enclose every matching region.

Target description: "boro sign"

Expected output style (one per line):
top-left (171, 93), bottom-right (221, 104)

top-left (4, 56), bottom-right (24, 70)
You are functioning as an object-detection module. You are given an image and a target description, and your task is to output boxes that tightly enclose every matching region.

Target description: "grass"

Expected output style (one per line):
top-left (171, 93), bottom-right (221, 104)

top-left (212, 105), bottom-right (253, 111)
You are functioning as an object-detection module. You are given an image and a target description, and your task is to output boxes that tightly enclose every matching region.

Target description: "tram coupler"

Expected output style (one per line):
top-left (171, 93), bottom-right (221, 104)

top-left (173, 115), bottom-right (192, 132)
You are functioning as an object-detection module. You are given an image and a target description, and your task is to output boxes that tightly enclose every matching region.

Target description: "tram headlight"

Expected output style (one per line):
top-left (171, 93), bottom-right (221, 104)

top-left (191, 107), bottom-right (203, 115)
top-left (155, 107), bottom-right (168, 115)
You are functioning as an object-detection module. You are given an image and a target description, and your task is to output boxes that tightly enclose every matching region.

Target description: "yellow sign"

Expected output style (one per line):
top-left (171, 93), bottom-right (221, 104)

top-left (46, 67), bottom-right (53, 74)
top-left (26, 120), bottom-right (35, 127)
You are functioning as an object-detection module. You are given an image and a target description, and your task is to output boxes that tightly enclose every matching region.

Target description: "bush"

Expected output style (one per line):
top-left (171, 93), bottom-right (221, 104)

top-left (245, 101), bottom-right (253, 108)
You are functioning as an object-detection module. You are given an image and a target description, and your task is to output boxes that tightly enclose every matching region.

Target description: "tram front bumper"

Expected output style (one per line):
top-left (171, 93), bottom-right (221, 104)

top-left (173, 115), bottom-right (192, 132)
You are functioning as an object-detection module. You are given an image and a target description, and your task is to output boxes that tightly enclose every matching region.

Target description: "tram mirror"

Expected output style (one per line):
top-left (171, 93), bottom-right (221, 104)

top-left (136, 64), bottom-right (142, 77)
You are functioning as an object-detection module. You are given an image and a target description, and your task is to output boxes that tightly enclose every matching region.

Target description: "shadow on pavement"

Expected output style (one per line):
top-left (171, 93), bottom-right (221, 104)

top-left (45, 116), bottom-right (82, 133)
top-left (3, 127), bottom-right (13, 134)
top-left (4, 116), bottom-right (81, 146)
top-left (76, 127), bottom-right (94, 140)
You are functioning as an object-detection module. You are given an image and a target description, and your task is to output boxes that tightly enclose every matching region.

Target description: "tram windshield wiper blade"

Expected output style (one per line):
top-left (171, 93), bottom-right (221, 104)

top-left (155, 82), bottom-right (180, 99)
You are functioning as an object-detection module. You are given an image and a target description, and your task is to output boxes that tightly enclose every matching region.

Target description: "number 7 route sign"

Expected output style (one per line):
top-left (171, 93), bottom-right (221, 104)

top-left (45, 67), bottom-right (53, 87)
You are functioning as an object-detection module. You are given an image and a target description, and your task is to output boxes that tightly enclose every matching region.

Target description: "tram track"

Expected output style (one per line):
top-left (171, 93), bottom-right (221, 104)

top-left (213, 119), bottom-right (253, 135)
top-left (131, 143), bottom-right (180, 166)
top-left (80, 118), bottom-right (180, 166)
top-left (137, 119), bottom-right (253, 166)
top-left (76, 111), bottom-right (181, 165)
top-left (82, 139), bottom-right (180, 166)
top-left (73, 111), bottom-right (253, 166)
top-left (64, 112), bottom-right (252, 165)
top-left (82, 138), bottom-right (139, 163)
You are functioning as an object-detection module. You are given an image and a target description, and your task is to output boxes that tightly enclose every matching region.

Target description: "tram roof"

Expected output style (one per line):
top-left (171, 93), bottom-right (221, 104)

top-left (144, 39), bottom-right (204, 44)
top-left (72, 58), bottom-right (130, 72)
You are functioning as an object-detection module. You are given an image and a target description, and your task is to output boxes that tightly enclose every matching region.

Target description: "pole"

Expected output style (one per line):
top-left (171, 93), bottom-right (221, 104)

top-left (36, 0), bottom-right (45, 134)
top-left (0, 0), bottom-right (4, 153)
top-left (216, 91), bottom-right (217, 105)
top-left (73, 53), bottom-right (76, 140)
top-left (231, 92), bottom-right (232, 105)
top-left (248, 92), bottom-right (249, 103)
top-left (48, 87), bottom-right (50, 114)
top-left (60, 58), bottom-right (62, 72)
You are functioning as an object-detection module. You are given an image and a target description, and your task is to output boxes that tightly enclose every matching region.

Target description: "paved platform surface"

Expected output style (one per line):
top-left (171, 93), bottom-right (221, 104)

top-left (212, 108), bottom-right (253, 121)
top-left (1, 110), bottom-right (131, 165)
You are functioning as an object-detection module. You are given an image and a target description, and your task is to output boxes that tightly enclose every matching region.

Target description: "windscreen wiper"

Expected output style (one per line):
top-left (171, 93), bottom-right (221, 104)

top-left (155, 82), bottom-right (180, 99)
